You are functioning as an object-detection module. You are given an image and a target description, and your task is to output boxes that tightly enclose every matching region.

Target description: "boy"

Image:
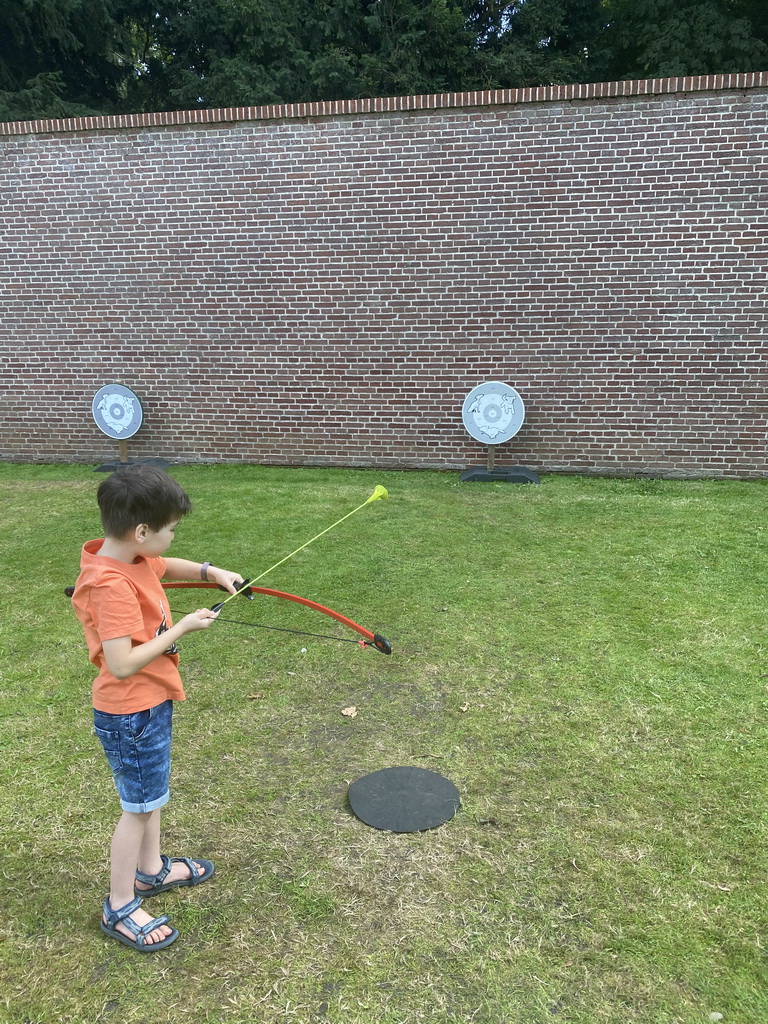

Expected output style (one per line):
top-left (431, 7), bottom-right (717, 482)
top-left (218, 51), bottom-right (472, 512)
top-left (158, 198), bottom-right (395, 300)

top-left (71, 465), bottom-right (244, 951)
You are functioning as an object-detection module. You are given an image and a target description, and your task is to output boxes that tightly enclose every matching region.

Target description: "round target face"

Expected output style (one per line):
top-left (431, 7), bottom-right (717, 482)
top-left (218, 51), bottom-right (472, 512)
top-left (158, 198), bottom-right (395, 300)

top-left (462, 381), bottom-right (525, 444)
top-left (91, 384), bottom-right (143, 439)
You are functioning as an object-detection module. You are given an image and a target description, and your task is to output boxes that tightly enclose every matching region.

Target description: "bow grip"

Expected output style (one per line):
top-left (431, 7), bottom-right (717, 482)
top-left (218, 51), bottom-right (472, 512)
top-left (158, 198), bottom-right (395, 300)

top-left (210, 577), bottom-right (254, 612)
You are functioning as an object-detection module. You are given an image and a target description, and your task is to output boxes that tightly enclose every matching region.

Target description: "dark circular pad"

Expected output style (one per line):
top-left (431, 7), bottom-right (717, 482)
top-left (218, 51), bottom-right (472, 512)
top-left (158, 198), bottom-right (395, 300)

top-left (348, 766), bottom-right (460, 833)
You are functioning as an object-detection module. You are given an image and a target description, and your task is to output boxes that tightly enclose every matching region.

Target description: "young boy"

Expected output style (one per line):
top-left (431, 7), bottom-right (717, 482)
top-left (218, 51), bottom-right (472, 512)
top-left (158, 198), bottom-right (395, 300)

top-left (71, 465), bottom-right (244, 951)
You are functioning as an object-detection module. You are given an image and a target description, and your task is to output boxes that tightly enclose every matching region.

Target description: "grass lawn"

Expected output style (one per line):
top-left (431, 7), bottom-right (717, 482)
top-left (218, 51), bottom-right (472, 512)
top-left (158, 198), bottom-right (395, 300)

top-left (0, 463), bottom-right (766, 1024)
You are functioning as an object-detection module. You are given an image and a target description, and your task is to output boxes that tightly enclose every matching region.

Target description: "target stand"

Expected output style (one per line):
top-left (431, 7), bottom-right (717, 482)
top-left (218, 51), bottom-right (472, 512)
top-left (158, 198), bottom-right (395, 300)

top-left (459, 381), bottom-right (540, 484)
top-left (91, 384), bottom-right (171, 473)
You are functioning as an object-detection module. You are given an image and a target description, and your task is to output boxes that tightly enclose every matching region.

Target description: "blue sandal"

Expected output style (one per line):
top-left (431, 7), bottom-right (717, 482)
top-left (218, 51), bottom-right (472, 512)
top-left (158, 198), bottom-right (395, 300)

top-left (135, 854), bottom-right (215, 897)
top-left (101, 896), bottom-right (179, 951)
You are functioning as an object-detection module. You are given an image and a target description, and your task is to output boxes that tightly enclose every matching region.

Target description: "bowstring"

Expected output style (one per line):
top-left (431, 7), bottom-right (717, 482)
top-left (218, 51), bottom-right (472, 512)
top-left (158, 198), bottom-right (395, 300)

top-left (168, 608), bottom-right (366, 646)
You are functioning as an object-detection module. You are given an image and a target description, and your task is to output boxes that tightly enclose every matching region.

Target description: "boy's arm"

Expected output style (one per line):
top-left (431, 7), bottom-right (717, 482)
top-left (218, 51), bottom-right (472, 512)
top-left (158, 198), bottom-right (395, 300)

top-left (102, 607), bottom-right (219, 680)
top-left (162, 558), bottom-right (244, 595)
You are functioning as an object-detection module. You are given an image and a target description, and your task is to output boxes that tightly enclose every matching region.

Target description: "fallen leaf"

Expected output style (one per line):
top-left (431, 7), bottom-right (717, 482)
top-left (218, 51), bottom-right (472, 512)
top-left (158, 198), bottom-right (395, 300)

top-left (341, 706), bottom-right (358, 718)
top-left (246, 692), bottom-right (263, 700)
top-left (460, 703), bottom-right (469, 712)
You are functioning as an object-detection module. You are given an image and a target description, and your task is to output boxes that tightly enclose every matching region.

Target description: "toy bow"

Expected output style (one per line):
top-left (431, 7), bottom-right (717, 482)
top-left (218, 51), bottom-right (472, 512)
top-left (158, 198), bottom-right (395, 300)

top-left (181, 484), bottom-right (392, 653)
top-left (163, 579), bottom-right (392, 654)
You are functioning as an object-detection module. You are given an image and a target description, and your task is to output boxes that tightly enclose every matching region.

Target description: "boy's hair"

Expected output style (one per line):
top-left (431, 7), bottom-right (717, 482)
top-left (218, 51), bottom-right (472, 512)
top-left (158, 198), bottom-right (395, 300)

top-left (97, 465), bottom-right (192, 537)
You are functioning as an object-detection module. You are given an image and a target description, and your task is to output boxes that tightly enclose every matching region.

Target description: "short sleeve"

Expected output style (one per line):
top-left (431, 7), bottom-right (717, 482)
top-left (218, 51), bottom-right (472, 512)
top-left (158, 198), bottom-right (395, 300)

top-left (89, 577), bottom-right (145, 642)
top-left (145, 556), bottom-right (167, 580)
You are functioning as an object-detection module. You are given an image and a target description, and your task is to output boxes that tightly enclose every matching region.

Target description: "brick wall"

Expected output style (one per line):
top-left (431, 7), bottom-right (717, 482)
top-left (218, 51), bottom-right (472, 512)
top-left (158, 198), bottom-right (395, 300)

top-left (1, 74), bottom-right (767, 477)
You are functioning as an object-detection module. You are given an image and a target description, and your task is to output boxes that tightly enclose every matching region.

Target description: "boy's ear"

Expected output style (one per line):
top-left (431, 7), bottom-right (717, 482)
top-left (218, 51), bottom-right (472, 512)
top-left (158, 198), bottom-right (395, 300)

top-left (135, 523), bottom-right (150, 543)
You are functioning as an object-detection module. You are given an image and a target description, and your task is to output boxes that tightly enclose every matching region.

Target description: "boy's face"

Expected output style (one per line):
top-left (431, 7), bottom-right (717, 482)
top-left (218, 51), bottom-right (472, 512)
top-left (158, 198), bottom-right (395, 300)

top-left (140, 519), bottom-right (180, 557)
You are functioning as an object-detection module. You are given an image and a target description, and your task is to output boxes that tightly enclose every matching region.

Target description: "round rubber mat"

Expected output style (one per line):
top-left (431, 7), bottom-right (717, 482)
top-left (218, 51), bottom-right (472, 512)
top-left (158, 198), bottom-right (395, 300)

top-left (347, 766), bottom-right (460, 833)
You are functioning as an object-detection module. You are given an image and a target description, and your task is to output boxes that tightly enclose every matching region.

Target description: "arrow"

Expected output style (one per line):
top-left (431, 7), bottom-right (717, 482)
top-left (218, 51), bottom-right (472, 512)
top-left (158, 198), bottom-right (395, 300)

top-left (213, 484), bottom-right (388, 610)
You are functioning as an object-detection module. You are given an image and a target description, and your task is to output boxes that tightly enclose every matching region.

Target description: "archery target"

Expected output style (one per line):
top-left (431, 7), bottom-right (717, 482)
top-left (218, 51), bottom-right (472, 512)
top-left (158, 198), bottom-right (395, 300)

top-left (91, 384), bottom-right (143, 439)
top-left (462, 381), bottom-right (525, 444)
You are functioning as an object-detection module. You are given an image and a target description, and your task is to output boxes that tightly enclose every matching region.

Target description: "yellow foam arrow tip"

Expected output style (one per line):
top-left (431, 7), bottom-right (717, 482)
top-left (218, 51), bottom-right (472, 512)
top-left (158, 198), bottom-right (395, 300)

top-left (367, 485), bottom-right (388, 503)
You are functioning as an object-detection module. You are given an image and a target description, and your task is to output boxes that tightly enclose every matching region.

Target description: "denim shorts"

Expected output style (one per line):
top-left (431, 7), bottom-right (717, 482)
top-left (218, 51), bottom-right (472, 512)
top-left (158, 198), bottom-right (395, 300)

top-left (93, 700), bottom-right (173, 813)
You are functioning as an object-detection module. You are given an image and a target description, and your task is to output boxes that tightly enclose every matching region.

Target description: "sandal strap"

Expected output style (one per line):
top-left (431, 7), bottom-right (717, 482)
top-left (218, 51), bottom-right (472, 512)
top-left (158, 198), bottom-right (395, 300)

top-left (135, 853), bottom-right (172, 887)
top-left (131, 913), bottom-right (171, 941)
top-left (102, 895), bottom-right (143, 926)
top-left (119, 911), bottom-right (171, 940)
top-left (170, 856), bottom-right (198, 880)
top-left (102, 896), bottom-right (171, 947)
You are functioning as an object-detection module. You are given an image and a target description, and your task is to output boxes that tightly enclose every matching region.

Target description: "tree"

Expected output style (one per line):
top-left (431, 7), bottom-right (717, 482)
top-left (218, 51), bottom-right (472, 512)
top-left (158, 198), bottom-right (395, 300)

top-left (149, 0), bottom-right (475, 108)
top-left (0, 0), bottom-right (129, 119)
top-left (1, 0), bottom-right (766, 120)
top-left (355, 0), bottom-right (474, 96)
top-left (600, 0), bottom-right (768, 79)
top-left (466, 0), bottom-right (606, 87)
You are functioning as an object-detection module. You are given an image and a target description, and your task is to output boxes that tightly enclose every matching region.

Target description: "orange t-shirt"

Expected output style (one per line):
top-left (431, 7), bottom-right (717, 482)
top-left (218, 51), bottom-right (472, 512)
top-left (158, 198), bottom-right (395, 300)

top-left (72, 539), bottom-right (186, 714)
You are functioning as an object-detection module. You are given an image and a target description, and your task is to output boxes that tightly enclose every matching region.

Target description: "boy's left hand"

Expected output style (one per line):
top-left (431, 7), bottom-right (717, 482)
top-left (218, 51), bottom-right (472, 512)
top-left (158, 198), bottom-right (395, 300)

top-left (206, 566), bottom-right (248, 596)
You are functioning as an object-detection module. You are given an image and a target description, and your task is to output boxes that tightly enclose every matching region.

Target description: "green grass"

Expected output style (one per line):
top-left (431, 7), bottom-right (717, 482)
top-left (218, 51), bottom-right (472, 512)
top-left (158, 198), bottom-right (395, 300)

top-left (0, 464), bottom-right (766, 1024)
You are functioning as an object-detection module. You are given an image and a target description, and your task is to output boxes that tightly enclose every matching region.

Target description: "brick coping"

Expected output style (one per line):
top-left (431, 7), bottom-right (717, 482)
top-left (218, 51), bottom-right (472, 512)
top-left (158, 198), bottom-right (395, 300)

top-left (2, 72), bottom-right (767, 137)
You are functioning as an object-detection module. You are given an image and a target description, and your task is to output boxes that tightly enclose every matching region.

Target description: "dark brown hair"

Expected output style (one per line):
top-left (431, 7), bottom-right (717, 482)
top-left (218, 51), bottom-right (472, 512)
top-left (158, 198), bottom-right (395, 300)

top-left (97, 465), bottom-right (192, 537)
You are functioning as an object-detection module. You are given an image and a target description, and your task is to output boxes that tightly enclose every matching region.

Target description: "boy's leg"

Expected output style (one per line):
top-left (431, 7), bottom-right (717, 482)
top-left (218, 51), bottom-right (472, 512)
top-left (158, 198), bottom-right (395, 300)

top-left (106, 809), bottom-right (173, 946)
top-left (136, 807), bottom-right (163, 879)
top-left (135, 807), bottom-right (208, 888)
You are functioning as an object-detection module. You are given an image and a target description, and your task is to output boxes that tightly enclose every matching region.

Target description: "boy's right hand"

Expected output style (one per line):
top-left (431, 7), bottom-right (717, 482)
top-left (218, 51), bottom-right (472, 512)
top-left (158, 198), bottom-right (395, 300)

top-left (103, 608), bottom-right (221, 680)
top-left (179, 608), bottom-right (220, 633)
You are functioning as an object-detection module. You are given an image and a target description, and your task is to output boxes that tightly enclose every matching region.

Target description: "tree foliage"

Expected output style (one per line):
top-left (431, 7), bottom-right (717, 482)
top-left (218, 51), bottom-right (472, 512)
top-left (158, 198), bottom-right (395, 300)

top-left (1, 0), bottom-right (766, 121)
top-left (600, 0), bottom-right (768, 80)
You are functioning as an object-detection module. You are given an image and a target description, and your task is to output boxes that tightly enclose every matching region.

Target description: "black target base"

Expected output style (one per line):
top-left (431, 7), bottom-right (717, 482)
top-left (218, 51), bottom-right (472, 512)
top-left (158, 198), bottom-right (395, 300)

top-left (460, 465), bottom-right (540, 484)
top-left (348, 766), bottom-right (460, 833)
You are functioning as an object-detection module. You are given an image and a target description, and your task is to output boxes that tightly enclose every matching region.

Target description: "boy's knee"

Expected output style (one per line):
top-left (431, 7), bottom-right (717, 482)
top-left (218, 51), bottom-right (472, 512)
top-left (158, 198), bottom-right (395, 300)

top-left (120, 808), bottom-right (154, 823)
